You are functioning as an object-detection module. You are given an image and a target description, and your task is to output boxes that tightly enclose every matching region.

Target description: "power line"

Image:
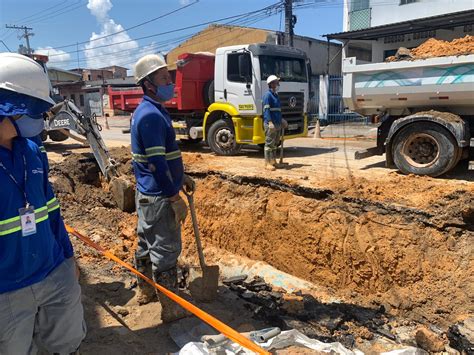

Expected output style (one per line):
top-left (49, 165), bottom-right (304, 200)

top-left (53, 0), bottom-right (199, 50)
top-left (27, 1), bottom-right (88, 25)
top-left (49, 7), bottom-right (281, 66)
top-left (47, 2), bottom-right (283, 58)
top-left (11, 0), bottom-right (69, 23)
top-left (49, 6), bottom-right (282, 69)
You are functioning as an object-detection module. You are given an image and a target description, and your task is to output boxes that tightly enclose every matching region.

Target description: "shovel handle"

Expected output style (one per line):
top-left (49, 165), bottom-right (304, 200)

top-left (279, 126), bottom-right (285, 164)
top-left (185, 193), bottom-right (207, 269)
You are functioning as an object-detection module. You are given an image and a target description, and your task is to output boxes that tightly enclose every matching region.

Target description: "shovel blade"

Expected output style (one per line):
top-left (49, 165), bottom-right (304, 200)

top-left (188, 265), bottom-right (219, 302)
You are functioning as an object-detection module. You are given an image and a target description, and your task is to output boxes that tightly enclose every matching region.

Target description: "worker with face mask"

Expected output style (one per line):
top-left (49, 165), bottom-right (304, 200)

top-left (131, 54), bottom-right (194, 322)
top-left (262, 75), bottom-right (288, 170)
top-left (0, 53), bottom-right (86, 354)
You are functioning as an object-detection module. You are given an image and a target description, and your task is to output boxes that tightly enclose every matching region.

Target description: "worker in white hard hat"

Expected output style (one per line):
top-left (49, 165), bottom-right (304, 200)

top-left (131, 54), bottom-right (194, 322)
top-left (262, 75), bottom-right (288, 170)
top-left (0, 53), bottom-right (86, 354)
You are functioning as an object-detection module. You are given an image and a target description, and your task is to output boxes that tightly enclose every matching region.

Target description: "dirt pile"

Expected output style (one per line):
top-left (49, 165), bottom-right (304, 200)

top-left (387, 35), bottom-right (474, 61)
top-left (49, 148), bottom-right (473, 330)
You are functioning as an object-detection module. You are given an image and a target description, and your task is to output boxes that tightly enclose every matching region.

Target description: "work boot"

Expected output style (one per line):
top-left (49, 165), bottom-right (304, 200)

top-left (134, 257), bottom-right (156, 305)
top-left (265, 163), bottom-right (276, 171)
top-left (153, 267), bottom-right (189, 323)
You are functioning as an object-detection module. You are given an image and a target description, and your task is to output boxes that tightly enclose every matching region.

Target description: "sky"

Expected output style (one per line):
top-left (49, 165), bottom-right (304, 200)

top-left (0, 0), bottom-right (345, 71)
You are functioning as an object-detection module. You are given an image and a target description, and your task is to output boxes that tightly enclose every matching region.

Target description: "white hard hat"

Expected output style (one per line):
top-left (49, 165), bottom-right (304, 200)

top-left (0, 52), bottom-right (54, 106)
top-left (266, 75), bottom-right (280, 85)
top-left (134, 54), bottom-right (168, 84)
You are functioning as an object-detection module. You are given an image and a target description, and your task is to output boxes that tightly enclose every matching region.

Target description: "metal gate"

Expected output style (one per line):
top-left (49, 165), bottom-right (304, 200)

top-left (326, 75), bottom-right (367, 125)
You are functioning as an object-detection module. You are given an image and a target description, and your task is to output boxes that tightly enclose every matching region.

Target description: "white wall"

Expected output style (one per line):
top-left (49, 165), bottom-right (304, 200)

top-left (371, 0), bottom-right (473, 27)
top-left (343, 0), bottom-right (473, 29)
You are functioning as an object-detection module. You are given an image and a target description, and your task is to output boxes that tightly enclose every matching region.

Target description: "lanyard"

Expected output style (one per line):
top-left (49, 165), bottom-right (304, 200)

top-left (0, 155), bottom-right (30, 208)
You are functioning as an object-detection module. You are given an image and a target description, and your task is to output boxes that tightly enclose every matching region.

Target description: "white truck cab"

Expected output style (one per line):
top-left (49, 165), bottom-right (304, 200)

top-left (204, 43), bottom-right (309, 155)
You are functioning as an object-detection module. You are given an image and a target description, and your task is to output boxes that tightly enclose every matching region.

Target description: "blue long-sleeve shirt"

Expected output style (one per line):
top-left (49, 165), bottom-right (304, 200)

top-left (0, 137), bottom-right (73, 294)
top-left (29, 134), bottom-right (49, 171)
top-left (131, 95), bottom-right (184, 197)
top-left (262, 90), bottom-right (282, 126)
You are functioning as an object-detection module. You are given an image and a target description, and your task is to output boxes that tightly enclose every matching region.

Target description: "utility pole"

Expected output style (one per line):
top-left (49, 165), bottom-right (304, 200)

top-left (284, 0), bottom-right (295, 47)
top-left (5, 25), bottom-right (34, 54)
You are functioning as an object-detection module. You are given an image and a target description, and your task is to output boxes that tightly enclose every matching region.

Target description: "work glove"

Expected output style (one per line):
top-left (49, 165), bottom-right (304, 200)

top-left (268, 121), bottom-right (276, 130)
top-left (170, 196), bottom-right (188, 226)
top-left (183, 174), bottom-right (196, 194)
top-left (282, 119), bottom-right (288, 129)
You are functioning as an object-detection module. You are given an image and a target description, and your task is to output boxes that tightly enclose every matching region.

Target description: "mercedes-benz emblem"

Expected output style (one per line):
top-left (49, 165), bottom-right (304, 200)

top-left (289, 96), bottom-right (297, 108)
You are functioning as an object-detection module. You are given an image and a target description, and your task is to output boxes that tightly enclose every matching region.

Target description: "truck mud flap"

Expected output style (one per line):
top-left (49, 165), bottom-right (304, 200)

top-left (355, 147), bottom-right (384, 160)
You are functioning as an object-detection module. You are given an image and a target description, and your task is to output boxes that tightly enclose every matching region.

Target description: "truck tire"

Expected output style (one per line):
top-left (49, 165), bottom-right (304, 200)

top-left (48, 129), bottom-right (69, 142)
top-left (203, 80), bottom-right (215, 107)
top-left (392, 122), bottom-right (459, 177)
top-left (207, 119), bottom-right (242, 156)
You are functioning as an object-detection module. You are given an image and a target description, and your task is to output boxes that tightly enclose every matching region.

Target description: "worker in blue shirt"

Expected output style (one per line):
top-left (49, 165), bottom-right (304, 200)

top-left (262, 75), bottom-right (288, 171)
top-left (0, 53), bottom-right (86, 354)
top-left (29, 127), bottom-right (49, 171)
top-left (131, 54), bottom-right (194, 322)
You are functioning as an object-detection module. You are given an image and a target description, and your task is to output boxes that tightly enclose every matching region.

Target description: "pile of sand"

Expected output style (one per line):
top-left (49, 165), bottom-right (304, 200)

top-left (387, 35), bottom-right (474, 61)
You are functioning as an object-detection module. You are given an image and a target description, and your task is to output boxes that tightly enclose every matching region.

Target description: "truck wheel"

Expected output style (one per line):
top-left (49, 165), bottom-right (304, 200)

top-left (203, 80), bottom-right (215, 107)
top-left (392, 122), bottom-right (458, 177)
top-left (207, 119), bottom-right (242, 155)
top-left (48, 130), bottom-right (69, 142)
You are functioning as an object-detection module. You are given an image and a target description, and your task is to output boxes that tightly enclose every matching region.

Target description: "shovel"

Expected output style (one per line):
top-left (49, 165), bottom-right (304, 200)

top-left (278, 125), bottom-right (289, 168)
top-left (184, 190), bottom-right (219, 302)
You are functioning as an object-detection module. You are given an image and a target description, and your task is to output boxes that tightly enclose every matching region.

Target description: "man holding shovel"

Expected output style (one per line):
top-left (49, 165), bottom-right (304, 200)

top-left (131, 54), bottom-right (195, 322)
top-left (262, 75), bottom-right (287, 170)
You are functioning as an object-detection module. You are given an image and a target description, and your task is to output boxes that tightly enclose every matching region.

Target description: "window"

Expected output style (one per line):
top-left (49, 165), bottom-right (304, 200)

top-left (87, 74), bottom-right (91, 80)
top-left (227, 52), bottom-right (252, 83)
top-left (259, 56), bottom-right (307, 83)
top-left (400, 0), bottom-right (417, 4)
top-left (351, 0), bottom-right (369, 11)
top-left (70, 94), bottom-right (75, 103)
top-left (80, 94), bottom-right (84, 106)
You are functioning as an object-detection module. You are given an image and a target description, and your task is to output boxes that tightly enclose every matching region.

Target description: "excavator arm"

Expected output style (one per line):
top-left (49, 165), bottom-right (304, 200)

top-left (45, 100), bottom-right (134, 212)
top-left (46, 100), bottom-right (119, 180)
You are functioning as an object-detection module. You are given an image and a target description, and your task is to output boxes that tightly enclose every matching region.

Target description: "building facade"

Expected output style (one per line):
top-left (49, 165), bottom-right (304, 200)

top-left (335, 0), bottom-right (473, 63)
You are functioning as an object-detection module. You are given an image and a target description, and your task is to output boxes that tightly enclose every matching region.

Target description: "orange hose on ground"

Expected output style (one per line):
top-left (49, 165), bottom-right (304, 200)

top-left (65, 224), bottom-right (270, 355)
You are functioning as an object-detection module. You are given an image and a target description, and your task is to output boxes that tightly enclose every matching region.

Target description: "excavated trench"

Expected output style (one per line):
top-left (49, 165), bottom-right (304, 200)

top-left (48, 148), bottom-right (473, 343)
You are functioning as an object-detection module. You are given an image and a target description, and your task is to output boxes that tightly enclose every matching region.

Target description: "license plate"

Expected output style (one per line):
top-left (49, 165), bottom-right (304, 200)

top-left (288, 123), bottom-right (299, 130)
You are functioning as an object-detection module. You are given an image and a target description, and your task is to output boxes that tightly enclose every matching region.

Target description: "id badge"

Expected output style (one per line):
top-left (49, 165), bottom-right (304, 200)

top-left (19, 206), bottom-right (36, 237)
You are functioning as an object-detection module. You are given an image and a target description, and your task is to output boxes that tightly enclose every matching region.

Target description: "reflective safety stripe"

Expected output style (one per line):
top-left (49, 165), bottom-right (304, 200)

top-left (132, 153), bottom-right (148, 163)
top-left (47, 197), bottom-right (60, 213)
top-left (0, 205), bottom-right (49, 237)
top-left (166, 150), bottom-right (182, 161)
top-left (263, 105), bottom-right (271, 109)
top-left (133, 148), bottom-right (181, 162)
top-left (269, 108), bottom-right (281, 112)
top-left (39, 146), bottom-right (46, 153)
top-left (145, 146), bottom-right (166, 155)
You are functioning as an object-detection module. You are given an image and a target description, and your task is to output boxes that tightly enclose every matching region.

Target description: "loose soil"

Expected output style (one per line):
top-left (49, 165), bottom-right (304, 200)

top-left (387, 35), bottom-right (474, 61)
top-left (48, 147), bottom-right (473, 353)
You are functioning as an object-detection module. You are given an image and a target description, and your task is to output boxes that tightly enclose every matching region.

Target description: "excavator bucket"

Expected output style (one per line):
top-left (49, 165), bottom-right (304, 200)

top-left (110, 176), bottom-right (135, 212)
